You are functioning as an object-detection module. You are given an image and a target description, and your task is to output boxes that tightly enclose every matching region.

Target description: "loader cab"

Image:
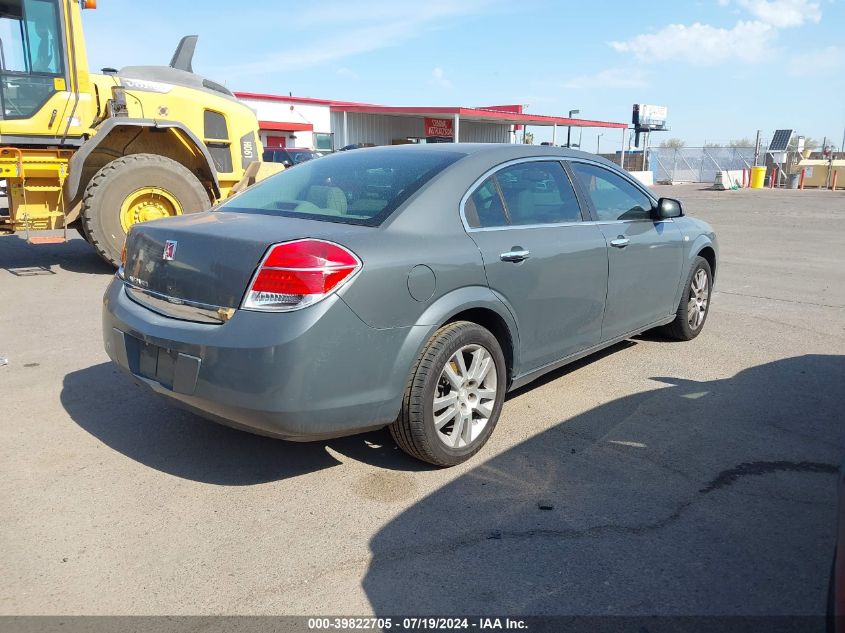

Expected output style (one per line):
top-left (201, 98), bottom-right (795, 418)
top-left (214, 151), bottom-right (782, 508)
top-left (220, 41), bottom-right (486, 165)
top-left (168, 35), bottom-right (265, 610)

top-left (0, 0), bottom-right (67, 121)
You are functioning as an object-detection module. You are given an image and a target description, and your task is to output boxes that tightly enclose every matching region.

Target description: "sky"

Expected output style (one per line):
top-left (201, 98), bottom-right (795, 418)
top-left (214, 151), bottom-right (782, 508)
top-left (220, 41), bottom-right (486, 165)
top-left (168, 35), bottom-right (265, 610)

top-left (82, 0), bottom-right (845, 153)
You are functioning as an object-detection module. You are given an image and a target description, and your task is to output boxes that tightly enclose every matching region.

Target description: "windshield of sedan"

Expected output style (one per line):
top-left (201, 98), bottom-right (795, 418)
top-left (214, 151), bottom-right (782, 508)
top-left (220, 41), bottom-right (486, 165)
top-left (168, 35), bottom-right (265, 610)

top-left (221, 148), bottom-right (464, 226)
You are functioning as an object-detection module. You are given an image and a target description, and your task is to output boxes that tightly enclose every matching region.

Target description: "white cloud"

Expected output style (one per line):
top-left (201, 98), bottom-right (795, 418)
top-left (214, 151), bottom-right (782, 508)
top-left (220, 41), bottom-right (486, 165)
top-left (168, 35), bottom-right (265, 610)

top-left (216, 0), bottom-right (505, 76)
top-left (787, 45), bottom-right (845, 75)
top-left (735, 0), bottom-right (821, 27)
top-left (610, 20), bottom-right (776, 65)
top-left (611, 0), bottom-right (824, 68)
top-left (563, 67), bottom-right (650, 90)
top-left (336, 67), bottom-right (359, 79)
top-left (429, 67), bottom-right (452, 89)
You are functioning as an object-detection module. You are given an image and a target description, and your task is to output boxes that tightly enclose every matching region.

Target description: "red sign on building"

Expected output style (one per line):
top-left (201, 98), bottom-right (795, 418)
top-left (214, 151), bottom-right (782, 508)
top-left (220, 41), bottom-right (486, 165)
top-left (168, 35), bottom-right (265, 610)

top-left (424, 117), bottom-right (454, 138)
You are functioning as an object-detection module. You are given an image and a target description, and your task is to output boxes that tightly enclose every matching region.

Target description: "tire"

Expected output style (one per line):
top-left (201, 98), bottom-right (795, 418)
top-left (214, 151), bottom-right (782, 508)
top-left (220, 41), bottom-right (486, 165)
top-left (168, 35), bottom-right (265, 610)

top-left (390, 321), bottom-right (507, 467)
top-left (662, 256), bottom-right (713, 341)
top-left (81, 154), bottom-right (211, 267)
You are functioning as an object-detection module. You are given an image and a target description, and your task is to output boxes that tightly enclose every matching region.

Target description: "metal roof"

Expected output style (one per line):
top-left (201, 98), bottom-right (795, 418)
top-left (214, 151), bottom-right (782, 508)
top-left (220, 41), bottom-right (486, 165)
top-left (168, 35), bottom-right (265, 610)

top-left (235, 92), bottom-right (628, 129)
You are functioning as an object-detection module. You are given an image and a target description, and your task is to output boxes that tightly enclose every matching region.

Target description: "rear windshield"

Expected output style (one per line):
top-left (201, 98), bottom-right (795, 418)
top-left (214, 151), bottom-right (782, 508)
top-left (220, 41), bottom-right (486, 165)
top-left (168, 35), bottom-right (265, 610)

top-left (220, 148), bottom-right (464, 226)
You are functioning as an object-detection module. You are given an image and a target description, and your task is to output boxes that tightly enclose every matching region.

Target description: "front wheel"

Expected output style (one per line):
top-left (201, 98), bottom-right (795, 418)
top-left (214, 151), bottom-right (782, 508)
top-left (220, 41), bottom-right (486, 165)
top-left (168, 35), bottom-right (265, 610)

top-left (390, 321), bottom-right (507, 467)
top-left (662, 256), bottom-right (713, 340)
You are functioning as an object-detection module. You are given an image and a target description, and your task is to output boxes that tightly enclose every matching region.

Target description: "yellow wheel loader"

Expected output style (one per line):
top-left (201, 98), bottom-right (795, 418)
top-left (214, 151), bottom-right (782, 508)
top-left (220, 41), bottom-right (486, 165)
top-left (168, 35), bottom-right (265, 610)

top-left (0, 0), bottom-right (281, 266)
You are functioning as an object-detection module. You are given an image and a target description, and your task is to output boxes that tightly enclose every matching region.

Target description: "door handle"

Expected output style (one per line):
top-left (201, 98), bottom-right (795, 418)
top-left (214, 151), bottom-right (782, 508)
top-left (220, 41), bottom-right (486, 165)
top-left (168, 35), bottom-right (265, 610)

top-left (500, 249), bottom-right (530, 263)
top-left (610, 236), bottom-right (630, 249)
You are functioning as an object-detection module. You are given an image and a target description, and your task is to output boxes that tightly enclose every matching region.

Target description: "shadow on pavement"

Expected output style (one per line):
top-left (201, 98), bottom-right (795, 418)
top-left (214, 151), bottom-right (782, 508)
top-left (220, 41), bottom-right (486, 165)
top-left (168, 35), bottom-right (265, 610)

top-left (0, 234), bottom-right (114, 276)
top-left (363, 355), bottom-right (845, 616)
top-left (60, 342), bottom-right (639, 485)
top-left (61, 362), bottom-right (433, 486)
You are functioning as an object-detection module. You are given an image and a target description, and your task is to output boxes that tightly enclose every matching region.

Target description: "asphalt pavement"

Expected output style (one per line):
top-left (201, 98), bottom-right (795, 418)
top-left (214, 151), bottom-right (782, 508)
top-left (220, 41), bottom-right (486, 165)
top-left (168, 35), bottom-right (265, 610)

top-left (1, 185), bottom-right (843, 616)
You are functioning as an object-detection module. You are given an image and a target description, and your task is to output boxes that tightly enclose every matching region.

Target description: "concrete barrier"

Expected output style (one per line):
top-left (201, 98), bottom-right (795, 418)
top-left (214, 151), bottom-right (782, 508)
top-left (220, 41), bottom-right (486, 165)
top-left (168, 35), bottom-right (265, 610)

top-left (628, 171), bottom-right (654, 187)
top-left (713, 170), bottom-right (744, 190)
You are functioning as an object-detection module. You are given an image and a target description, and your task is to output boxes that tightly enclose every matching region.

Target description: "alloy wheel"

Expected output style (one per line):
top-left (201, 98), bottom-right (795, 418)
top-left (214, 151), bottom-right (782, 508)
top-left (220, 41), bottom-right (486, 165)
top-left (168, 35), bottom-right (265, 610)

top-left (687, 268), bottom-right (709, 330)
top-left (432, 344), bottom-right (498, 449)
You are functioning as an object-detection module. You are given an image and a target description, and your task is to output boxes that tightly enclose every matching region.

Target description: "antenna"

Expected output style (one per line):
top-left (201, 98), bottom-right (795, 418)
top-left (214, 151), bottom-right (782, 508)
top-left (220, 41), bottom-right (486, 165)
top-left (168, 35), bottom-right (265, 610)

top-left (169, 35), bottom-right (198, 73)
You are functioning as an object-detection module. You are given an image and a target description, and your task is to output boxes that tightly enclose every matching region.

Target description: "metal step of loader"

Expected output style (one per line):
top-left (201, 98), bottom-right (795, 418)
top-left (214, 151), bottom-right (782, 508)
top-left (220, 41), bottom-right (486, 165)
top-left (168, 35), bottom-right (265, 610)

top-left (28, 235), bottom-right (67, 245)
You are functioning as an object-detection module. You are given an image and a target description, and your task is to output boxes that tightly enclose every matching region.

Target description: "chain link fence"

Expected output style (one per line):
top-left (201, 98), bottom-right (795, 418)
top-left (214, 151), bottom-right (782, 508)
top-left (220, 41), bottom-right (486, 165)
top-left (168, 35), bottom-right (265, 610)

top-left (647, 147), bottom-right (763, 183)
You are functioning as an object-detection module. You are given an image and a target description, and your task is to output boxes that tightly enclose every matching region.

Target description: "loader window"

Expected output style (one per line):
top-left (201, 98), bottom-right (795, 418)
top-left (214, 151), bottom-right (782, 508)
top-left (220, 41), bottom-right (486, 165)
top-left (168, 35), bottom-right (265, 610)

top-left (0, 0), bottom-right (65, 120)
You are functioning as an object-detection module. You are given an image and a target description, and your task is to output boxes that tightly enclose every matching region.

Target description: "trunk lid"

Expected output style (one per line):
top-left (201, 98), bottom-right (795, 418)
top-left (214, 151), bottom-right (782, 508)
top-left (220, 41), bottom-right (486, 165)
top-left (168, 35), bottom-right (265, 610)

top-left (122, 211), bottom-right (368, 320)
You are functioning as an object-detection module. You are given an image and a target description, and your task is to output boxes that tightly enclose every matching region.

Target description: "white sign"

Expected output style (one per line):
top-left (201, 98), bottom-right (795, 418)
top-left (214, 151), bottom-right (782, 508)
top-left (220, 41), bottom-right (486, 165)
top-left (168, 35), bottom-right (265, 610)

top-left (638, 104), bottom-right (668, 125)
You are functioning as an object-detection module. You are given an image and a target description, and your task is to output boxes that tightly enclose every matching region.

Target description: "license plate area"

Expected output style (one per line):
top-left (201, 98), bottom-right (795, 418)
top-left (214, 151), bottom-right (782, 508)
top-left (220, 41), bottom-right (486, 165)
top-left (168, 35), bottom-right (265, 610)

top-left (138, 340), bottom-right (179, 389)
top-left (118, 330), bottom-right (201, 395)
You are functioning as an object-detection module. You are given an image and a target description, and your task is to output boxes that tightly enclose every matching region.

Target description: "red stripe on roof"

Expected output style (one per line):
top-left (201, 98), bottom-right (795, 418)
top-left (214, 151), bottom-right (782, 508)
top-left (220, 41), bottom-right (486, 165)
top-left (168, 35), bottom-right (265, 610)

top-left (258, 120), bottom-right (314, 132)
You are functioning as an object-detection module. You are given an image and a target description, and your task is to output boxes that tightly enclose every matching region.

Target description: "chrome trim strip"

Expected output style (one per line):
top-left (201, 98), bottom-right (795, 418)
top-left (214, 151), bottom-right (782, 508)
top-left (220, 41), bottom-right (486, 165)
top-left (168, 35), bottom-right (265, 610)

top-left (458, 155), bottom-right (664, 233)
top-left (124, 284), bottom-right (228, 324)
top-left (464, 217), bottom-right (674, 233)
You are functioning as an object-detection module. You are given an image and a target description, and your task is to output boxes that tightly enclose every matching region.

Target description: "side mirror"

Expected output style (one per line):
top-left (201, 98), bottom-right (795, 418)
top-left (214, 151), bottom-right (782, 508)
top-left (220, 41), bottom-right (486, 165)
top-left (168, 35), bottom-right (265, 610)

top-left (655, 197), bottom-right (683, 219)
top-left (282, 160), bottom-right (293, 168)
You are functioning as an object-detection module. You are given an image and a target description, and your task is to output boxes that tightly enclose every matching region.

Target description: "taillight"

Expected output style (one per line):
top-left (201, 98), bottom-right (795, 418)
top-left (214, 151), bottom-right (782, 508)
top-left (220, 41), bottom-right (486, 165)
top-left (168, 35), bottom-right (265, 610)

top-left (242, 239), bottom-right (361, 312)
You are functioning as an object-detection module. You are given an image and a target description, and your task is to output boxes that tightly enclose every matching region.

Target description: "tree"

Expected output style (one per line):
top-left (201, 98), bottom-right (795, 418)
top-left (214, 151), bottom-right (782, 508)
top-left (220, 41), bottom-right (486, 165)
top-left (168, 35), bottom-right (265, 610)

top-left (523, 132), bottom-right (534, 145)
top-left (729, 138), bottom-right (753, 148)
top-left (703, 142), bottom-right (721, 148)
top-left (659, 138), bottom-right (686, 149)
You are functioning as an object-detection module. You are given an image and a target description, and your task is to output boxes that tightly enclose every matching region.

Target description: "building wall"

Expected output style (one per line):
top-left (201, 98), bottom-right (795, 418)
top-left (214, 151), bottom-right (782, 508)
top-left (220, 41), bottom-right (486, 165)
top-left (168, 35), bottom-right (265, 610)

top-left (239, 96), bottom-right (515, 150)
top-left (330, 112), bottom-right (512, 147)
top-left (239, 97), bottom-right (332, 150)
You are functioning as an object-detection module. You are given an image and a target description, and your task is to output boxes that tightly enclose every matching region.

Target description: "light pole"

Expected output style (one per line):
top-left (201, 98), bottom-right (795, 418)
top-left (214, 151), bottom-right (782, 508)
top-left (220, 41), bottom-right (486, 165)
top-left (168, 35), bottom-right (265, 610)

top-left (596, 132), bottom-right (604, 154)
top-left (566, 109), bottom-right (580, 148)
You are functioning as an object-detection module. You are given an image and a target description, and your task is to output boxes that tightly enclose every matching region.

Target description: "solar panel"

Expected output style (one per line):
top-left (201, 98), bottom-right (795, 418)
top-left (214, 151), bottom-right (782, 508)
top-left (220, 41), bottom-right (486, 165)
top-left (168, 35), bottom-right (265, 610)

top-left (769, 129), bottom-right (793, 152)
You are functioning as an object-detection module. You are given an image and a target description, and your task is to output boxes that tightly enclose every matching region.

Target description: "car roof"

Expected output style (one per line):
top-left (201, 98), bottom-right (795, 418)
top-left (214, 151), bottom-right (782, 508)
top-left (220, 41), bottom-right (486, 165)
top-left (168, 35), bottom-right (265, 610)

top-left (348, 142), bottom-right (621, 169)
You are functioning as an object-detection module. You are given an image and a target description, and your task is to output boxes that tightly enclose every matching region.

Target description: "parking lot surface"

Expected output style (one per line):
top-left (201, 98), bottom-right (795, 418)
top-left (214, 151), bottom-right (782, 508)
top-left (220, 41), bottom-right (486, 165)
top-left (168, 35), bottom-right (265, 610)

top-left (1, 185), bottom-right (843, 615)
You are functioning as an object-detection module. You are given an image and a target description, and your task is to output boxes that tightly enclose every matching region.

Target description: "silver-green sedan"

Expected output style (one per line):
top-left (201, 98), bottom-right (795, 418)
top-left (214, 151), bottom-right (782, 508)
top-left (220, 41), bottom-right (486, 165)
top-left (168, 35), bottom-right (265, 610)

top-left (103, 144), bottom-right (717, 466)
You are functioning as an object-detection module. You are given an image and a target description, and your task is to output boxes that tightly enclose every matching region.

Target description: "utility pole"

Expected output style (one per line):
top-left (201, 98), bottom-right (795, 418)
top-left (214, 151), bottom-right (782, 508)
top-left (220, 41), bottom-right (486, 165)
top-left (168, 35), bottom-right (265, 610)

top-left (754, 130), bottom-right (761, 167)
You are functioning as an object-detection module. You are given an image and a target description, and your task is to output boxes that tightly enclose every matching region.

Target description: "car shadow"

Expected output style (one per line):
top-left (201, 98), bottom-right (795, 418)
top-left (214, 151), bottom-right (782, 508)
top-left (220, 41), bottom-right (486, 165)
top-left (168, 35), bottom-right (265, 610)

top-left (362, 354), bottom-right (845, 616)
top-left (506, 340), bottom-right (637, 400)
top-left (61, 362), bottom-right (434, 486)
top-left (0, 234), bottom-right (114, 276)
top-left (60, 342), bottom-right (645, 486)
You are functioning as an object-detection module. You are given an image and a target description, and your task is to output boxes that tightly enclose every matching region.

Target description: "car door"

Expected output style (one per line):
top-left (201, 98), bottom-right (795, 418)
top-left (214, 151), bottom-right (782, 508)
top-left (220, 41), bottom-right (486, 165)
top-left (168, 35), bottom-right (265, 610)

top-left (569, 160), bottom-right (683, 342)
top-left (463, 159), bottom-right (608, 372)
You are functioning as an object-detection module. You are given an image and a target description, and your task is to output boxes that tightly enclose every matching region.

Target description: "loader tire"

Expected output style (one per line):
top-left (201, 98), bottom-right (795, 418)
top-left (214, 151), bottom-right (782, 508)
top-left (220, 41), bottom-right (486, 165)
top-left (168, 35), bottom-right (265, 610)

top-left (81, 154), bottom-right (211, 267)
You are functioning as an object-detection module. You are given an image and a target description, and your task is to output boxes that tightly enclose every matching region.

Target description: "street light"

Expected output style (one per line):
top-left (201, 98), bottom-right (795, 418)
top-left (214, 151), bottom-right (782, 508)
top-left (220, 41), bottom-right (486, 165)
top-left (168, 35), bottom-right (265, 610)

top-left (597, 132), bottom-right (604, 154)
top-left (566, 109), bottom-right (580, 148)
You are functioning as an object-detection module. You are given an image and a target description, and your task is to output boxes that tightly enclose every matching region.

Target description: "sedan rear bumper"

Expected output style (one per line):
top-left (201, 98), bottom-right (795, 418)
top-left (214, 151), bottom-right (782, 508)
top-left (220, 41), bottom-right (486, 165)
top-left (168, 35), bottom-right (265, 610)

top-left (102, 278), bottom-right (417, 440)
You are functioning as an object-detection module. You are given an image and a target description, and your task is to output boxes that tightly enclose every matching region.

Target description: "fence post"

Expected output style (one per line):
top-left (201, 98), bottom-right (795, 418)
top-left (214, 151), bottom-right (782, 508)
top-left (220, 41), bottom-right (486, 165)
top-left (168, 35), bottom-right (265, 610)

top-left (672, 150), bottom-right (678, 184)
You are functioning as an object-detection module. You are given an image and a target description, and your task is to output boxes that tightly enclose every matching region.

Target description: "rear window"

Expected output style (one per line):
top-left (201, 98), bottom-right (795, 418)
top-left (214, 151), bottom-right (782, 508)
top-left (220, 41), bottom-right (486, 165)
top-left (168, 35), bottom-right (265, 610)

top-left (221, 148), bottom-right (464, 226)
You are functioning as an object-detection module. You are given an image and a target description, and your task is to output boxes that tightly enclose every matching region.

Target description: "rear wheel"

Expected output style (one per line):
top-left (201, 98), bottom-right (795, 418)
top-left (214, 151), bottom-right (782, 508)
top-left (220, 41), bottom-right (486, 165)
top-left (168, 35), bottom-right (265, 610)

top-left (81, 154), bottom-right (211, 266)
top-left (390, 321), bottom-right (507, 467)
top-left (662, 256), bottom-right (712, 340)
